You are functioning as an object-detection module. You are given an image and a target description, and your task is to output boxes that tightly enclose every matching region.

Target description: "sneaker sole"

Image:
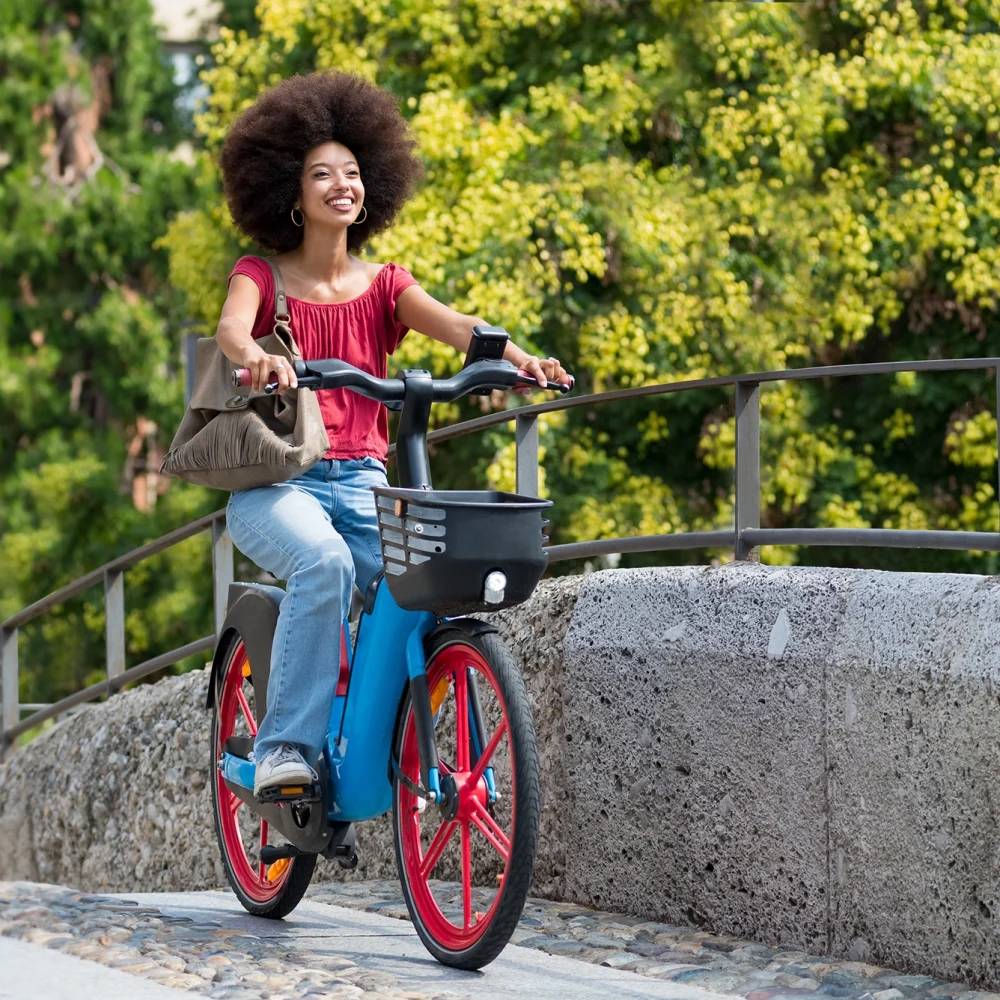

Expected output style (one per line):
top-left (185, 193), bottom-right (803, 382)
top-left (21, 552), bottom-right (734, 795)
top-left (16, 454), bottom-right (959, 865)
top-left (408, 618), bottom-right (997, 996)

top-left (253, 765), bottom-right (319, 799)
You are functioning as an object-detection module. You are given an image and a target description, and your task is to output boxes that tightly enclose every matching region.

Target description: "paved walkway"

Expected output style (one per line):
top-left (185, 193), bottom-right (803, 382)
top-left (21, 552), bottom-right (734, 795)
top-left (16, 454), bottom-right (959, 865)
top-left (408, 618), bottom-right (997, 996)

top-left (305, 880), bottom-right (1000, 1000)
top-left (0, 881), bottom-right (730, 1000)
top-left (0, 935), bottom-right (190, 1000)
top-left (2, 880), bottom-right (1000, 1000)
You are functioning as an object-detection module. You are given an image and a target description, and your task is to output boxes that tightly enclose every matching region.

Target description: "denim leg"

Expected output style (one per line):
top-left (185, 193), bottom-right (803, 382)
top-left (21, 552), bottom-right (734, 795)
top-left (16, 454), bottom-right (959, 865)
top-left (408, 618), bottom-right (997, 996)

top-left (333, 457), bottom-right (388, 599)
top-left (225, 481), bottom-right (354, 765)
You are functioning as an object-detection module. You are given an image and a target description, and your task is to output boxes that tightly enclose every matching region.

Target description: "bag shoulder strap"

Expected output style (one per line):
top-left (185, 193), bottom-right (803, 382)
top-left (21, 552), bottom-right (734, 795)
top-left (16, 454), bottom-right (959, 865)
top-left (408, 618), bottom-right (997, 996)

top-left (260, 256), bottom-right (290, 324)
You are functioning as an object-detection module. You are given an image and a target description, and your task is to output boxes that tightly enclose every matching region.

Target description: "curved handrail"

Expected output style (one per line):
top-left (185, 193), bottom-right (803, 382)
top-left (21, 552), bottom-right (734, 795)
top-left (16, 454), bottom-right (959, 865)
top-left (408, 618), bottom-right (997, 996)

top-left (3, 356), bottom-right (999, 751)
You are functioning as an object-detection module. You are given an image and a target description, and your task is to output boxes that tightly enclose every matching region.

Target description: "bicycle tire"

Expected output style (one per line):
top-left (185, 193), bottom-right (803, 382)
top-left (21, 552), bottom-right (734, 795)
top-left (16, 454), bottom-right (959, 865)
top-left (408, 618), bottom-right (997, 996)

top-left (210, 631), bottom-right (316, 919)
top-left (391, 630), bottom-right (540, 969)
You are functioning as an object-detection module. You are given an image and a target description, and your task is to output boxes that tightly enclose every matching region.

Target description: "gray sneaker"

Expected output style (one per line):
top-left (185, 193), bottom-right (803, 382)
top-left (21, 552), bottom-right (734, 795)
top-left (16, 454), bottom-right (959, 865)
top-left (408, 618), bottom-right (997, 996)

top-left (253, 743), bottom-right (318, 797)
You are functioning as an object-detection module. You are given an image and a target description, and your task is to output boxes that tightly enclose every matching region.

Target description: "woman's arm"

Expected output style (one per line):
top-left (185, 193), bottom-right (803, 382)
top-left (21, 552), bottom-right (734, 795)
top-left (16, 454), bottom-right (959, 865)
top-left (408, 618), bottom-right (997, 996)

top-left (394, 284), bottom-right (568, 391)
top-left (217, 274), bottom-right (297, 393)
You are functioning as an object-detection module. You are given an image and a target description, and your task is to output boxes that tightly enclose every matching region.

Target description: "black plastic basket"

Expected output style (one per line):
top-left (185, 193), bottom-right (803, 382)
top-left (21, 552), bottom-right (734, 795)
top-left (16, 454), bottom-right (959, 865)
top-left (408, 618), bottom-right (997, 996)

top-left (373, 487), bottom-right (553, 616)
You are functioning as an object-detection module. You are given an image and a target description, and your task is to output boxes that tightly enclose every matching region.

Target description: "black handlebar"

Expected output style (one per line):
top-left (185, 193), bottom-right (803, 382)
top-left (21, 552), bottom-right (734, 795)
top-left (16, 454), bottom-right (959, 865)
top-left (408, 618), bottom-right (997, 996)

top-left (232, 358), bottom-right (574, 401)
top-left (231, 355), bottom-right (573, 490)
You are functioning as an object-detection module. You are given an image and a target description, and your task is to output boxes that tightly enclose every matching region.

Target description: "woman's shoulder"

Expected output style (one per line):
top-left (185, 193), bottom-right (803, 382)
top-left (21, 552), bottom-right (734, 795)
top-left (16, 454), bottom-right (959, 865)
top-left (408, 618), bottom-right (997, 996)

top-left (365, 259), bottom-right (418, 290)
top-left (228, 254), bottom-right (274, 295)
top-left (230, 254), bottom-right (272, 278)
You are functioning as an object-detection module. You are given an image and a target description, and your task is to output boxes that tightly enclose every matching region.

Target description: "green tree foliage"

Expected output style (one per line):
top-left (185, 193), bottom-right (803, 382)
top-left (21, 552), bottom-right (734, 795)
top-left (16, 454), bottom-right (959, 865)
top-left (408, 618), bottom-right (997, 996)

top-left (0, 0), bottom-right (215, 709)
top-left (163, 0), bottom-right (1000, 577)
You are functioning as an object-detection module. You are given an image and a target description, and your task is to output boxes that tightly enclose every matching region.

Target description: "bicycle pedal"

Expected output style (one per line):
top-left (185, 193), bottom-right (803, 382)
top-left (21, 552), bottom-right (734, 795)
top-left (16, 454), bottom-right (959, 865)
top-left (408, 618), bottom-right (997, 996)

top-left (256, 782), bottom-right (322, 804)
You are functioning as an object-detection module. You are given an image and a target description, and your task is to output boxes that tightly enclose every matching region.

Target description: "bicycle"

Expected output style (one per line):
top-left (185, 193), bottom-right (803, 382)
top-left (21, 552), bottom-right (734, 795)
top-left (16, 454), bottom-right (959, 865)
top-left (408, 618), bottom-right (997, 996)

top-left (207, 327), bottom-right (572, 970)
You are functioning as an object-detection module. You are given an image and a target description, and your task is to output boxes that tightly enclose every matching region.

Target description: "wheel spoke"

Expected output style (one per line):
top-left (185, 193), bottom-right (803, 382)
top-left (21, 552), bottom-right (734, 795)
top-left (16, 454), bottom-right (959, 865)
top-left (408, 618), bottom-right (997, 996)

top-left (229, 791), bottom-right (242, 815)
top-left (461, 823), bottom-right (472, 930)
top-left (236, 686), bottom-right (257, 736)
top-left (469, 719), bottom-right (507, 787)
top-left (454, 669), bottom-right (470, 770)
top-left (419, 819), bottom-right (458, 880)
top-left (472, 815), bottom-right (510, 862)
top-left (472, 799), bottom-right (511, 857)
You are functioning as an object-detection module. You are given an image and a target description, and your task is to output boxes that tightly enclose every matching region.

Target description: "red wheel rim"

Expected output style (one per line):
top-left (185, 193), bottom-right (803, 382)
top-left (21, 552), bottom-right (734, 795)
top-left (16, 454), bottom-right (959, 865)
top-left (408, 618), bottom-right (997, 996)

top-left (216, 642), bottom-right (291, 902)
top-left (398, 644), bottom-right (515, 950)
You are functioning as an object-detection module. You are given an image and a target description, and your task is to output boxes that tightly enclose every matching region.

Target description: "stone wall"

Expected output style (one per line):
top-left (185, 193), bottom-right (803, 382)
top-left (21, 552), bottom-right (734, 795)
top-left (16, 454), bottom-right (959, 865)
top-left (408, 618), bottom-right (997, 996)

top-left (3, 565), bottom-right (1000, 986)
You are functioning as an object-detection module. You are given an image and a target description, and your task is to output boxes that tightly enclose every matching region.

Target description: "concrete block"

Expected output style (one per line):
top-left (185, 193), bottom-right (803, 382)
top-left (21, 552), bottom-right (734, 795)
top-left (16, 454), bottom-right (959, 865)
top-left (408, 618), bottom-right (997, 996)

top-left (560, 564), bottom-right (857, 951)
top-left (827, 571), bottom-right (1000, 984)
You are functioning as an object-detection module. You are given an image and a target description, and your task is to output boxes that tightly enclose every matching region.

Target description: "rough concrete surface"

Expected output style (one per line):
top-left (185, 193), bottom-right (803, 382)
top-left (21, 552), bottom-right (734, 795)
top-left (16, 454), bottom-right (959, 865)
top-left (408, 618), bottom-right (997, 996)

top-left (554, 564), bottom-right (1000, 988)
top-left (560, 564), bottom-right (855, 952)
top-left (827, 571), bottom-right (1000, 984)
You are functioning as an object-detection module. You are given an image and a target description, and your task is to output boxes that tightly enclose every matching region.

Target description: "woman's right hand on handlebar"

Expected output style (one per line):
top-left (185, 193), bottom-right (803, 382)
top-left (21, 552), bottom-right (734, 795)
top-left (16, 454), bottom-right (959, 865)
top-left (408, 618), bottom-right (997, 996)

top-left (239, 346), bottom-right (298, 394)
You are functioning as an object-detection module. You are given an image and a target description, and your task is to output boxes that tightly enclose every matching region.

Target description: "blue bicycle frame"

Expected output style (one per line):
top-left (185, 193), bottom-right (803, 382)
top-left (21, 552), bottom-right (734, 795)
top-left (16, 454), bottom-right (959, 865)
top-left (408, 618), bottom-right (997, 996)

top-left (327, 582), bottom-right (435, 821)
top-left (219, 578), bottom-right (435, 824)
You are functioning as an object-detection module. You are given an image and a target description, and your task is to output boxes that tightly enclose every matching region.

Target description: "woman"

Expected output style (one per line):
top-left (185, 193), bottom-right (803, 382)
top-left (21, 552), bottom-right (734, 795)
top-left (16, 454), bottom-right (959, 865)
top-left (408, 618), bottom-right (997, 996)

top-left (215, 71), bottom-right (569, 796)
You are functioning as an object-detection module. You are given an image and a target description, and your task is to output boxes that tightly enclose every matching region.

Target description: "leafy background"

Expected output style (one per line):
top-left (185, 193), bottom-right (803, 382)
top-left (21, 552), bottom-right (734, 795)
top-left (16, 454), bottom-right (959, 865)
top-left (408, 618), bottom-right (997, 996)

top-left (4, 0), bottom-right (1000, 713)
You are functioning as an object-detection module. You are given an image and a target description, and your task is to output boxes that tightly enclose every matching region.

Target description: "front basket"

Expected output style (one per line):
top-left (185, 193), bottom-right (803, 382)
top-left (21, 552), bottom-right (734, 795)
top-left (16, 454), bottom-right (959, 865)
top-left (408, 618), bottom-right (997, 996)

top-left (373, 487), bottom-right (552, 616)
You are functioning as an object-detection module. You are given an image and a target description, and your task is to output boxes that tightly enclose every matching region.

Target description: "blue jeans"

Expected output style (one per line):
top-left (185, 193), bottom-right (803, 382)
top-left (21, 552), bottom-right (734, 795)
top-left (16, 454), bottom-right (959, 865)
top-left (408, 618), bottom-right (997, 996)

top-left (225, 457), bottom-right (387, 764)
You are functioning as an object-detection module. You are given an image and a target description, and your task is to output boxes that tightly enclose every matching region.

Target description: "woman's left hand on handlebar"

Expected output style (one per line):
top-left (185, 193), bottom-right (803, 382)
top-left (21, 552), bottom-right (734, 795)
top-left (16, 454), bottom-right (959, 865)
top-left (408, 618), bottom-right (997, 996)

top-left (515, 354), bottom-right (571, 396)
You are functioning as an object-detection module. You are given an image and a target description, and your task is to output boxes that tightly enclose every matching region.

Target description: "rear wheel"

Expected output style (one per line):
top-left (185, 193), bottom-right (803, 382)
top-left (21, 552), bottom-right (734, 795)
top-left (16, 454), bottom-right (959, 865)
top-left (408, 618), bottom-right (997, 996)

top-left (210, 632), bottom-right (315, 918)
top-left (392, 632), bottom-right (540, 969)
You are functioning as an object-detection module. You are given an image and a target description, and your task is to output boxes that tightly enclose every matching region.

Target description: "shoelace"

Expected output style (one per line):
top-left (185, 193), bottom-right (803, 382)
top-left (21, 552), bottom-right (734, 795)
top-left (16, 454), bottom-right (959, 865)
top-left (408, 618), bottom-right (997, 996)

top-left (265, 745), bottom-right (317, 778)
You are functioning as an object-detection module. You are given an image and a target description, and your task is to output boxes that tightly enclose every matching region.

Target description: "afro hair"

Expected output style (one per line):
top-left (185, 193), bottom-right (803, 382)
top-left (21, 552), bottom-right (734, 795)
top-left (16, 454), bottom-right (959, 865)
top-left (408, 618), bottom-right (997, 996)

top-left (220, 72), bottom-right (423, 254)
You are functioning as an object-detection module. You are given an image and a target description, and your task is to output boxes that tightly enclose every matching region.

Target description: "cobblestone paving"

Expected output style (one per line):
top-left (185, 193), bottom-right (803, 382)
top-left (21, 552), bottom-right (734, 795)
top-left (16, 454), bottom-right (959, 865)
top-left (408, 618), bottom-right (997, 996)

top-left (0, 882), bottom-right (459, 1000)
top-left (5, 878), bottom-right (1000, 1000)
top-left (306, 880), bottom-right (1000, 1000)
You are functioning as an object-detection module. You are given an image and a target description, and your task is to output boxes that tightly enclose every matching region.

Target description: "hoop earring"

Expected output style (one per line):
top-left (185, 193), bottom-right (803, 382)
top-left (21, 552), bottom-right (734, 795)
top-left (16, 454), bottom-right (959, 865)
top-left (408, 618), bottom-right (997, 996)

top-left (352, 205), bottom-right (368, 225)
top-left (290, 207), bottom-right (304, 227)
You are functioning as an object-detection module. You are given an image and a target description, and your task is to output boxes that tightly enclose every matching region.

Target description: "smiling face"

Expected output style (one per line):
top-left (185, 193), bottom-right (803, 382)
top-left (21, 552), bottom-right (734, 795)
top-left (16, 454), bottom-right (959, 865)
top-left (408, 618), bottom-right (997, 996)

top-left (295, 140), bottom-right (365, 229)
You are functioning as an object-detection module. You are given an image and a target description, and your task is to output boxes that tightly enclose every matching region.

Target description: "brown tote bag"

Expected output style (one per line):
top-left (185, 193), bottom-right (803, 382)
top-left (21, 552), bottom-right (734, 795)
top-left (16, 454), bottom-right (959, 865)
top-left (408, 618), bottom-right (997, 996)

top-left (159, 257), bottom-right (329, 492)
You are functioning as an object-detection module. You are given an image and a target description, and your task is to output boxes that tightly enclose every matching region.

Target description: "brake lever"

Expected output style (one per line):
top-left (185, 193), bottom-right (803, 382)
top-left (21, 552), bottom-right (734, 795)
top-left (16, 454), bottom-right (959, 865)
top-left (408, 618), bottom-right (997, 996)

top-left (262, 375), bottom-right (322, 394)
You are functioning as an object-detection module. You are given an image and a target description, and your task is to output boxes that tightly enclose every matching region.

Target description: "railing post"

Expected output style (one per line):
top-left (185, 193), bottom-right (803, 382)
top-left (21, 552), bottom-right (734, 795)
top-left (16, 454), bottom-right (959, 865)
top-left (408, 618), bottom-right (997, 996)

top-left (996, 365), bottom-right (1000, 534)
top-left (734, 381), bottom-right (761, 562)
top-left (1, 627), bottom-right (18, 758)
top-left (515, 413), bottom-right (539, 497)
top-left (105, 568), bottom-right (125, 692)
top-left (213, 516), bottom-right (234, 638)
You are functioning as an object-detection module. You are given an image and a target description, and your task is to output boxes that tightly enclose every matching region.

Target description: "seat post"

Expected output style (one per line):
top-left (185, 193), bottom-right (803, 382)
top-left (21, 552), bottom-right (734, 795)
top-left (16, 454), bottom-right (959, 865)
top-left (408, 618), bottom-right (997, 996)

top-left (394, 370), bottom-right (434, 489)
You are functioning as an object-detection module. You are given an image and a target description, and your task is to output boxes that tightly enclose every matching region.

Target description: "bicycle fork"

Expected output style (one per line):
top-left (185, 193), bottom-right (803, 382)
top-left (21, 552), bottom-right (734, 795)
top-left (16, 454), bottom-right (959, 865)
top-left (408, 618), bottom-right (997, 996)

top-left (404, 626), bottom-right (497, 807)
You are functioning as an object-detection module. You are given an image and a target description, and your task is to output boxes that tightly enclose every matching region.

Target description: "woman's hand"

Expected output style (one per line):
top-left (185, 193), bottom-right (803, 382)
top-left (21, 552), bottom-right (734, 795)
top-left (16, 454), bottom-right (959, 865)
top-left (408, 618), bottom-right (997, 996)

top-left (240, 345), bottom-right (298, 394)
top-left (513, 354), bottom-right (571, 397)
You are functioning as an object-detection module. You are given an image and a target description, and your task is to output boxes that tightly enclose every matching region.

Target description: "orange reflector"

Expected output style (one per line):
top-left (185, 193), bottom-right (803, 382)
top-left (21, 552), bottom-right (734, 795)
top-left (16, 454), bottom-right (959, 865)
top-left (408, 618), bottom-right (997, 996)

top-left (430, 677), bottom-right (451, 716)
top-left (266, 857), bottom-right (291, 882)
top-left (241, 661), bottom-right (251, 678)
top-left (279, 786), bottom-right (304, 795)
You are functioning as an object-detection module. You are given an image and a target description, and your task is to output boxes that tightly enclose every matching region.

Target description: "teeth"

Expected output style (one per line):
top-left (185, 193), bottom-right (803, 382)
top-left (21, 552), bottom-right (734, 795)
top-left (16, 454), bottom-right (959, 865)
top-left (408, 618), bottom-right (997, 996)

top-left (329, 199), bottom-right (352, 206)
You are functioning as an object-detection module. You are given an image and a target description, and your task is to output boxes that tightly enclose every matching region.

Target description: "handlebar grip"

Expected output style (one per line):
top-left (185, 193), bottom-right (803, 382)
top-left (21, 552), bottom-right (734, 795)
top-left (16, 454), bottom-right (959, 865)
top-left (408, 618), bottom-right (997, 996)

top-left (232, 362), bottom-right (305, 388)
top-left (516, 370), bottom-right (574, 393)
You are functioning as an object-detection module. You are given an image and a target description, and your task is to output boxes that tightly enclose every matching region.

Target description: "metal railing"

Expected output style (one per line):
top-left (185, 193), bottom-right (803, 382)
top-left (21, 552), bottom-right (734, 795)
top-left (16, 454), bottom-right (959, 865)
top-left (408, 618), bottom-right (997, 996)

top-left (3, 356), bottom-right (999, 756)
top-left (1, 512), bottom-right (233, 754)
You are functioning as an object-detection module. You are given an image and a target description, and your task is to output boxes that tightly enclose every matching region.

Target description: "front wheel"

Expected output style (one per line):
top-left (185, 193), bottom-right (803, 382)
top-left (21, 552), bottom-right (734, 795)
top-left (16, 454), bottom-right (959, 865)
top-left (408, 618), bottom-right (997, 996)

top-left (392, 632), bottom-right (540, 969)
top-left (211, 631), bottom-right (316, 918)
